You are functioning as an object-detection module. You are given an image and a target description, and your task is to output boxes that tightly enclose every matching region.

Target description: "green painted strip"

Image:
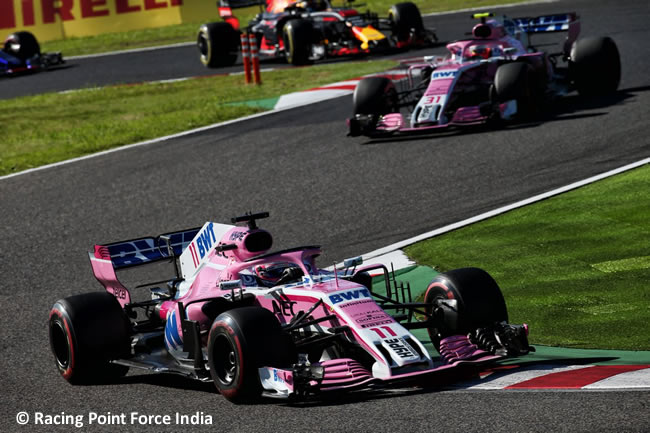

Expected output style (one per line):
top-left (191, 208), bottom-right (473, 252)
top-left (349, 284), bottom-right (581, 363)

top-left (502, 345), bottom-right (650, 366)
top-left (226, 97), bottom-right (281, 110)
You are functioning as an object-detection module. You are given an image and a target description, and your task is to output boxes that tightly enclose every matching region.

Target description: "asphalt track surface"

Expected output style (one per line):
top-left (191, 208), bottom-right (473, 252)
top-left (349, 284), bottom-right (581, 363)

top-left (1, 0), bottom-right (650, 432)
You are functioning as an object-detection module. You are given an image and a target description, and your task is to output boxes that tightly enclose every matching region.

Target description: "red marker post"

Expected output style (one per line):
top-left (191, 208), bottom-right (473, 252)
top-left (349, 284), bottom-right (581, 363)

top-left (249, 33), bottom-right (261, 85)
top-left (240, 33), bottom-right (252, 84)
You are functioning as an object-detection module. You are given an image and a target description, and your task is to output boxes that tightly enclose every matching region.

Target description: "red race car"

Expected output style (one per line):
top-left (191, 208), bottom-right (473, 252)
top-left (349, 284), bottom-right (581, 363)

top-left (198, 0), bottom-right (437, 66)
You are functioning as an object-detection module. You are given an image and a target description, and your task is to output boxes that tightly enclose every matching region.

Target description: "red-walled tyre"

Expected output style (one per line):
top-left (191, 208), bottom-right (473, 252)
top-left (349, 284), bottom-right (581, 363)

top-left (424, 267), bottom-right (508, 352)
top-left (49, 292), bottom-right (130, 384)
top-left (208, 306), bottom-right (295, 403)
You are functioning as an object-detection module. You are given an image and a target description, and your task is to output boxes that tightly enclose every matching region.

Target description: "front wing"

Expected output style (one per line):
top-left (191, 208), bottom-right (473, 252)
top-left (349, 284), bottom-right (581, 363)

top-left (348, 100), bottom-right (518, 138)
top-left (259, 353), bottom-right (501, 399)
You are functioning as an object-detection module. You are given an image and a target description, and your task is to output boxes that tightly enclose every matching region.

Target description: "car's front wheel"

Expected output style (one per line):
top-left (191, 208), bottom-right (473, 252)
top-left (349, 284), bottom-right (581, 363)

top-left (208, 307), bottom-right (295, 403)
top-left (494, 62), bottom-right (537, 118)
top-left (353, 77), bottom-right (398, 116)
top-left (424, 267), bottom-right (508, 353)
top-left (282, 19), bottom-right (313, 66)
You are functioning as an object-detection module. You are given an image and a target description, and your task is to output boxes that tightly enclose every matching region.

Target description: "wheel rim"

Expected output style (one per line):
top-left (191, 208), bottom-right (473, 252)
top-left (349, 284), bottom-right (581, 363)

top-left (213, 334), bottom-right (238, 386)
top-left (282, 31), bottom-right (292, 63)
top-left (51, 320), bottom-right (70, 369)
top-left (198, 35), bottom-right (208, 57)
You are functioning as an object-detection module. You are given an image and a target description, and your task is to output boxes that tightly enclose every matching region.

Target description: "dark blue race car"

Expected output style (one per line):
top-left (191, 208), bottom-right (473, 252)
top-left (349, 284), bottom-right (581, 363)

top-left (1, 31), bottom-right (64, 77)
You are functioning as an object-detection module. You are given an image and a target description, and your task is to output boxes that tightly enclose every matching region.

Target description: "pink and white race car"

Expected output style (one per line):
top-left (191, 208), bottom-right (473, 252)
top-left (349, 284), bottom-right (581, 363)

top-left (348, 12), bottom-right (621, 137)
top-left (49, 212), bottom-right (531, 403)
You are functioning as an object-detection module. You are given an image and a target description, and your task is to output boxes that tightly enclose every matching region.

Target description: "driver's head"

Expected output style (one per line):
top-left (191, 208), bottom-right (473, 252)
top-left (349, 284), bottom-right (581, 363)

top-left (255, 263), bottom-right (288, 286)
top-left (468, 45), bottom-right (491, 59)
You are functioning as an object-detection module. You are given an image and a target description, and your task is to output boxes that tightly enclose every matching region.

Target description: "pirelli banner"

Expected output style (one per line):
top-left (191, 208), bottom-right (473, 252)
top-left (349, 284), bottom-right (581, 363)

top-left (0, 0), bottom-right (218, 42)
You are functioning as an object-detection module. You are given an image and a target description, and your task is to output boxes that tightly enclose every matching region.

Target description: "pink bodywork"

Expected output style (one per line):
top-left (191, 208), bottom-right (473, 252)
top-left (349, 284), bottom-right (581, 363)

top-left (370, 16), bottom-right (576, 135)
top-left (90, 222), bottom-right (504, 393)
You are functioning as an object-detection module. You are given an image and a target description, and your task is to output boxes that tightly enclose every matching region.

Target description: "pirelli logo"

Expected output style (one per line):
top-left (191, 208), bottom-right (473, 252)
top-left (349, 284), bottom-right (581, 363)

top-left (1, 0), bottom-right (183, 28)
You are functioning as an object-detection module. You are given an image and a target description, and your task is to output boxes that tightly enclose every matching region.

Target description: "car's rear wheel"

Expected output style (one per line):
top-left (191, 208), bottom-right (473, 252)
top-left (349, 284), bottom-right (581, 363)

top-left (197, 22), bottom-right (240, 68)
top-left (208, 306), bottom-right (295, 403)
top-left (282, 19), bottom-right (313, 66)
top-left (389, 2), bottom-right (424, 43)
top-left (4, 31), bottom-right (40, 60)
top-left (353, 77), bottom-right (398, 115)
top-left (424, 267), bottom-right (508, 353)
top-left (570, 36), bottom-right (620, 96)
top-left (48, 292), bottom-right (131, 384)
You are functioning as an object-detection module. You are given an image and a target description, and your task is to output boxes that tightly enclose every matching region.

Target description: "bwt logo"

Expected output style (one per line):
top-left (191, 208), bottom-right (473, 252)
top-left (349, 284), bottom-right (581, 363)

top-left (1, 0), bottom-right (183, 28)
top-left (329, 288), bottom-right (371, 305)
top-left (196, 222), bottom-right (217, 258)
top-left (431, 70), bottom-right (457, 80)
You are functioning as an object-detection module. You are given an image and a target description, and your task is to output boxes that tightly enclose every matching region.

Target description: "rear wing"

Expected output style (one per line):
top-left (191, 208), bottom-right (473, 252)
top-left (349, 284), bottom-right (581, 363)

top-left (93, 227), bottom-right (201, 270)
top-left (89, 227), bottom-right (200, 307)
top-left (512, 13), bottom-right (578, 33)
top-left (512, 13), bottom-right (580, 55)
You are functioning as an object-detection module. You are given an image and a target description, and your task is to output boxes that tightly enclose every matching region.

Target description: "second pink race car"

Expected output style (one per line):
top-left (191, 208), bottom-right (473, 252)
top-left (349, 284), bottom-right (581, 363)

top-left (348, 12), bottom-right (620, 137)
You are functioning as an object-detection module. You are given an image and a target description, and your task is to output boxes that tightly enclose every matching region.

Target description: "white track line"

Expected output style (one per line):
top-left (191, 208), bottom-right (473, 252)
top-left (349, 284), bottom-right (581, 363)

top-left (66, 41), bottom-right (195, 60)
top-left (455, 365), bottom-right (592, 390)
top-left (583, 367), bottom-right (650, 390)
top-left (362, 157), bottom-right (650, 261)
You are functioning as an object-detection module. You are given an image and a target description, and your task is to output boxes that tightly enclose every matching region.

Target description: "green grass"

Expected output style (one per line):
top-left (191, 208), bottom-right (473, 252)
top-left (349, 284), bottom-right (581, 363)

top-left (0, 60), bottom-right (395, 175)
top-left (41, 0), bottom-right (531, 56)
top-left (405, 165), bottom-right (650, 351)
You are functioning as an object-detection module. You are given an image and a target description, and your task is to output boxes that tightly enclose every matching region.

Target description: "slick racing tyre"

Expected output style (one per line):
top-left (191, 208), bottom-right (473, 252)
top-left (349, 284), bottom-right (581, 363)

top-left (197, 22), bottom-right (240, 68)
top-left (208, 307), bottom-right (295, 403)
top-left (494, 62), bottom-right (535, 118)
top-left (282, 19), bottom-right (313, 66)
top-left (49, 292), bottom-right (131, 384)
top-left (389, 2), bottom-right (424, 42)
top-left (4, 31), bottom-right (40, 60)
top-left (570, 36), bottom-right (621, 96)
top-left (424, 267), bottom-right (508, 352)
top-left (353, 77), bottom-right (398, 115)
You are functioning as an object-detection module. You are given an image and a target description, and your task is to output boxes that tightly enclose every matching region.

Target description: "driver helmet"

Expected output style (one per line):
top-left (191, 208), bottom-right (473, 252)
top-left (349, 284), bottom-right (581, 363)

top-left (292, 0), bottom-right (326, 11)
top-left (255, 263), bottom-right (290, 286)
top-left (467, 45), bottom-right (492, 59)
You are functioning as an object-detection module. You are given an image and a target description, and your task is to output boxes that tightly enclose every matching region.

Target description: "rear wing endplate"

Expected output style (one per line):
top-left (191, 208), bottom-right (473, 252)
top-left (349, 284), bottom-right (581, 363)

top-left (513, 13), bottom-right (578, 33)
top-left (92, 227), bottom-right (201, 270)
